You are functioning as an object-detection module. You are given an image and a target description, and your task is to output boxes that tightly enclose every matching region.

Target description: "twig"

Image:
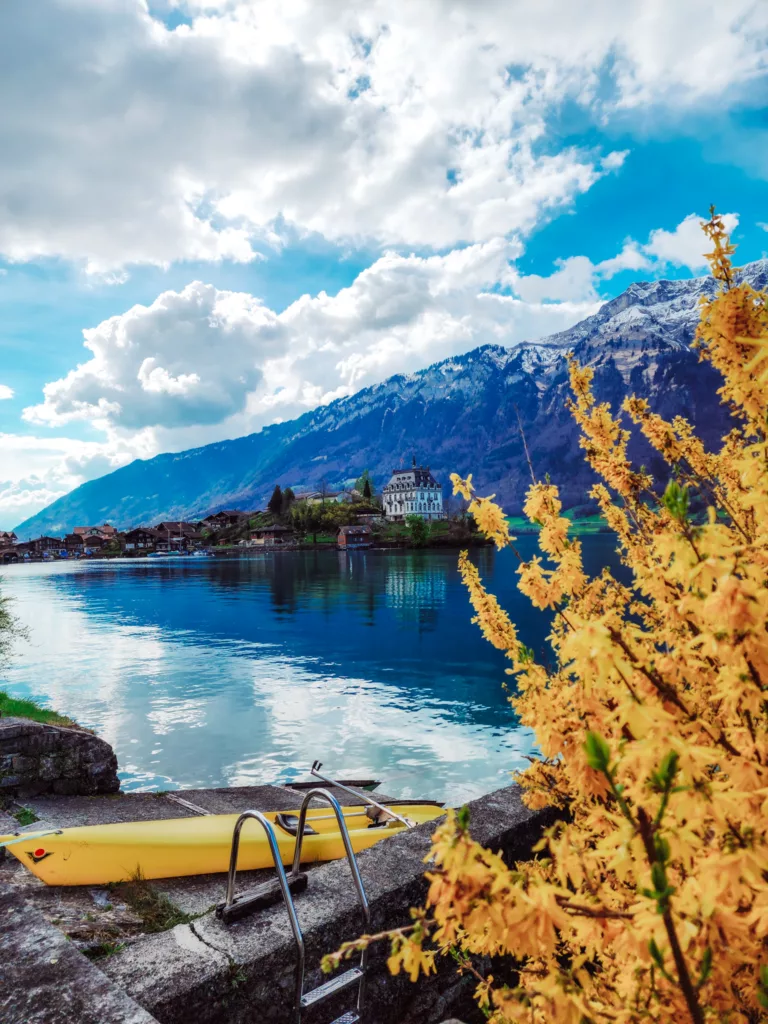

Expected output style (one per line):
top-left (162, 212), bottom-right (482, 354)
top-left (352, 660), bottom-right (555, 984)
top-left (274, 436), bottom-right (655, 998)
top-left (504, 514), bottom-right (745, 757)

top-left (515, 404), bottom-right (536, 485)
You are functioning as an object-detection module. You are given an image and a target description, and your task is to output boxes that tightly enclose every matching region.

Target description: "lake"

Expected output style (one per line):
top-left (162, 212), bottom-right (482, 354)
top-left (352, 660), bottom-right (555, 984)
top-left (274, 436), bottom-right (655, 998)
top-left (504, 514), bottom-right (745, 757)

top-left (0, 539), bottom-right (620, 804)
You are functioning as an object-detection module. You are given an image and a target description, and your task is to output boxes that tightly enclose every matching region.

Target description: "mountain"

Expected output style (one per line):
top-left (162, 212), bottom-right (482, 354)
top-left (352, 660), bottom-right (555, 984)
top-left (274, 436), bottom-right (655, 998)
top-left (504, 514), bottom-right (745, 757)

top-left (15, 260), bottom-right (768, 538)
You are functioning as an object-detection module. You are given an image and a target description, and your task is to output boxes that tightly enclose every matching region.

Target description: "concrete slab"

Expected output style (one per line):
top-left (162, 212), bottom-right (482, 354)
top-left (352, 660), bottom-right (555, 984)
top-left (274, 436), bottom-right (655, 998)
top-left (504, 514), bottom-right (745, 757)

top-left (19, 791), bottom-right (199, 829)
top-left (102, 783), bottom-right (558, 1024)
top-left (0, 883), bottom-right (158, 1024)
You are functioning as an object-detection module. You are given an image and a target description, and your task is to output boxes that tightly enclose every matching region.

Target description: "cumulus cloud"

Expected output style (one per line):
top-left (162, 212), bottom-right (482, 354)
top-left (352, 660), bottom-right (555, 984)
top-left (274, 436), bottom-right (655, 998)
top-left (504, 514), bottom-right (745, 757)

top-left (0, 0), bottom-right (763, 270)
top-left (644, 212), bottom-right (740, 269)
top-left (23, 240), bottom-right (599, 446)
top-left (25, 284), bottom-right (279, 430)
top-left (0, 385), bottom-right (14, 400)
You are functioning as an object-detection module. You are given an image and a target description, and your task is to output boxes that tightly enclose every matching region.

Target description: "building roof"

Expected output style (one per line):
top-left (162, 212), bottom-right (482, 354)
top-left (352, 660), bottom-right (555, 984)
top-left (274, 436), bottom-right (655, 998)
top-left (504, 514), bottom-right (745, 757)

top-left (338, 524), bottom-right (372, 535)
top-left (384, 465), bottom-right (440, 489)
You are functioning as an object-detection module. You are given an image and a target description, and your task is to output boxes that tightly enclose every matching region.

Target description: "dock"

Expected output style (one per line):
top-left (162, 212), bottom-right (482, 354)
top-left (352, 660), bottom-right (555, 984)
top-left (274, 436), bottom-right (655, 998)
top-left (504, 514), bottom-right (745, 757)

top-left (0, 781), bottom-right (555, 1024)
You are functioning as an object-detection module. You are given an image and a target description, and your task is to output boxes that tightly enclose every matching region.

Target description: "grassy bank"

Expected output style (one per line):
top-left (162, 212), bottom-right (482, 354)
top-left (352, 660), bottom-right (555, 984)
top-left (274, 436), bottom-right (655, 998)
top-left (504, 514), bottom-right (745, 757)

top-left (506, 510), bottom-right (610, 535)
top-left (0, 689), bottom-right (76, 727)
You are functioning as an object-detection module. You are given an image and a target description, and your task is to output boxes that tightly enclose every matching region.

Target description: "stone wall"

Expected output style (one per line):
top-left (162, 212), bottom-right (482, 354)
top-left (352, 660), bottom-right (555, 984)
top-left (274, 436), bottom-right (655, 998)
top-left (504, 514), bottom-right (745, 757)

top-left (0, 717), bottom-right (119, 800)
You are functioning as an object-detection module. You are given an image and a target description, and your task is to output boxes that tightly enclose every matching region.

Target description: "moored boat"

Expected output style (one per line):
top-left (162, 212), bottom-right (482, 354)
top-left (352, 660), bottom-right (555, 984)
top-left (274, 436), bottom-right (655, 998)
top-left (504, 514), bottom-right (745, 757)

top-left (0, 801), bottom-right (444, 886)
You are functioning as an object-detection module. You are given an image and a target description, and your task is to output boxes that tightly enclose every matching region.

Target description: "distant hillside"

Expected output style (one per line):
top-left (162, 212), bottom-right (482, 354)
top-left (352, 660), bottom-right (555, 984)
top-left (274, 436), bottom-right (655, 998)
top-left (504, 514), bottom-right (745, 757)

top-left (15, 260), bottom-right (768, 538)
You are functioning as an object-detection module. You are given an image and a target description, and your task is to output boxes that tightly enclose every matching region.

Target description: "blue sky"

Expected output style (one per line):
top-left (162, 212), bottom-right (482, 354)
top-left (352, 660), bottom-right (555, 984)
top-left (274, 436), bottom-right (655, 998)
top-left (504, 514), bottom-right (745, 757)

top-left (0, 0), bottom-right (767, 528)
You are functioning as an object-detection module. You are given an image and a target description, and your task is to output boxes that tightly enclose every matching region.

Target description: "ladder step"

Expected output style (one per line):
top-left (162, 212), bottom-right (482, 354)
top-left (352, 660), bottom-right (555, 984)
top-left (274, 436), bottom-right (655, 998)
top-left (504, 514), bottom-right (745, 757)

top-left (329, 1013), bottom-right (360, 1024)
top-left (215, 871), bottom-right (308, 924)
top-left (300, 967), bottom-right (363, 1009)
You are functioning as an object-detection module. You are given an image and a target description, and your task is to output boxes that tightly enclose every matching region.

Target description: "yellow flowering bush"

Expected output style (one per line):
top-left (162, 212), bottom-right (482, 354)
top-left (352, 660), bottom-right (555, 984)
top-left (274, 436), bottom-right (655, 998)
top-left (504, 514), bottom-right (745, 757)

top-left (390, 211), bottom-right (768, 1023)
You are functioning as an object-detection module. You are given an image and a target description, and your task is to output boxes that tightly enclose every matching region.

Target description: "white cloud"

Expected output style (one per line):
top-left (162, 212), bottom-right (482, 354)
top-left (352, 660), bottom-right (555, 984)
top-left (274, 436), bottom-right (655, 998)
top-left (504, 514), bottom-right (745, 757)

top-left (644, 212), bottom-right (739, 269)
top-left (0, 385), bottom-right (14, 400)
top-left (596, 241), bottom-right (652, 278)
top-left (512, 256), bottom-right (598, 303)
top-left (0, 1), bottom-right (763, 270)
top-left (23, 239), bottom-right (600, 454)
top-left (0, 434), bottom-right (136, 531)
top-left (509, 211), bottom-right (741, 307)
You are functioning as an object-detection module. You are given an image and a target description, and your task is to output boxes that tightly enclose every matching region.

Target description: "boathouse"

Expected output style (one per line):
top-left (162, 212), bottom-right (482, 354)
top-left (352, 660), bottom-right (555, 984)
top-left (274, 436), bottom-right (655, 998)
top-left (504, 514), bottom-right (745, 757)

top-left (337, 524), bottom-right (372, 549)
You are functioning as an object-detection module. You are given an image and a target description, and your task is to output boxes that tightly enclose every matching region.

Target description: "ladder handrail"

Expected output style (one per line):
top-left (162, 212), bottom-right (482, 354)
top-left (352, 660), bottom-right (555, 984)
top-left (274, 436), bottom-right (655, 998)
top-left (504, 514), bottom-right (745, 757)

top-left (291, 788), bottom-right (371, 1014)
top-left (222, 810), bottom-right (306, 1013)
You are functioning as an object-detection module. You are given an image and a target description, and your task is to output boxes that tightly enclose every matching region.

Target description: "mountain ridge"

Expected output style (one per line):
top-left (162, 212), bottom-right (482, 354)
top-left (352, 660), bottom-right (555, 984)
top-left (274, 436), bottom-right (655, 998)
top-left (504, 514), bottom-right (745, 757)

top-left (14, 260), bottom-right (768, 538)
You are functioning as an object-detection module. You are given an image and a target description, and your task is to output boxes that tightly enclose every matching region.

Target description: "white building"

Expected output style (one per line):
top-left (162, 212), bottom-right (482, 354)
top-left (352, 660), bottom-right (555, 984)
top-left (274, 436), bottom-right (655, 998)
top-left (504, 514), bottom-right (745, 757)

top-left (382, 461), bottom-right (445, 521)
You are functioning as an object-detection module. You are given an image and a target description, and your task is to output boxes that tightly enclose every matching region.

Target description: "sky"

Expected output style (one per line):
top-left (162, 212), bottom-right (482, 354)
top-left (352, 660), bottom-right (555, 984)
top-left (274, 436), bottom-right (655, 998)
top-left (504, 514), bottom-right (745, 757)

top-left (1, 0), bottom-right (767, 529)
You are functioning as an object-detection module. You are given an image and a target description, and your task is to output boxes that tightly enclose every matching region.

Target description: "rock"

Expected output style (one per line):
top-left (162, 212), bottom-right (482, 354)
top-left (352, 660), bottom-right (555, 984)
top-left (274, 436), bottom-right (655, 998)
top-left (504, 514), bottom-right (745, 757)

top-left (0, 718), bottom-right (119, 800)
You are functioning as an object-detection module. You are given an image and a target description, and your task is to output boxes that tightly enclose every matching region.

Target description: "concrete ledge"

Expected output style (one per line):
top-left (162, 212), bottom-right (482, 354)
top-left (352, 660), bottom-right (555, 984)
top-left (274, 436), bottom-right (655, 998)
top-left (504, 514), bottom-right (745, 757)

top-left (102, 784), bottom-right (558, 1024)
top-left (0, 884), bottom-right (158, 1024)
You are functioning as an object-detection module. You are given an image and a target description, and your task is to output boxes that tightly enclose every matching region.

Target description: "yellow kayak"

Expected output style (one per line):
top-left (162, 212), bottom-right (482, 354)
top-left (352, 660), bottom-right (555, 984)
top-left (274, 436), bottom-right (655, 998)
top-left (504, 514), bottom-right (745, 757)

top-left (0, 802), bottom-right (444, 886)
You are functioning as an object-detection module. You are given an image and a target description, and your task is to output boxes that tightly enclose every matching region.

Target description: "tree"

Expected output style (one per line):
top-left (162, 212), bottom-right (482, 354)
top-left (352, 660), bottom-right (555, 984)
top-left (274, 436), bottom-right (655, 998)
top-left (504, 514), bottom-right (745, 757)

top-left (405, 514), bottom-right (428, 548)
top-left (291, 500), bottom-right (325, 543)
top-left (355, 469), bottom-right (374, 497)
top-left (327, 212), bottom-right (768, 1024)
top-left (267, 484), bottom-right (283, 516)
top-left (320, 503), bottom-right (356, 534)
top-left (282, 487), bottom-right (296, 515)
top-left (0, 587), bottom-right (21, 665)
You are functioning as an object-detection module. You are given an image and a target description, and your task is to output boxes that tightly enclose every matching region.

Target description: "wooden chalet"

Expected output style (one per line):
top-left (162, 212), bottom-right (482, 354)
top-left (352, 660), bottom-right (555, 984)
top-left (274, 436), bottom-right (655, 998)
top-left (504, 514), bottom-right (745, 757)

top-left (249, 525), bottom-right (295, 547)
top-left (200, 510), bottom-right (248, 531)
top-left (123, 528), bottom-right (158, 551)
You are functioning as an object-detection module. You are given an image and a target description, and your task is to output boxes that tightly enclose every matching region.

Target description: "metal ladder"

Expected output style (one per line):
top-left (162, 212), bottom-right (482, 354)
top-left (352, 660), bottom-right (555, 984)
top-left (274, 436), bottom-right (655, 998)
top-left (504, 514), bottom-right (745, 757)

top-left (217, 788), bottom-right (371, 1024)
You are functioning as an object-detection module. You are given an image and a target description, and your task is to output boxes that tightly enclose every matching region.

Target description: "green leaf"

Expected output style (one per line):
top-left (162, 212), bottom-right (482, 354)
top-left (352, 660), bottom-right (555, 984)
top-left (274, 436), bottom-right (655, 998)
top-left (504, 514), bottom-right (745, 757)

top-left (584, 731), bottom-right (611, 774)
top-left (649, 938), bottom-right (665, 970)
top-left (658, 750), bottom-right (679, 785)
top-left (654, 834), bottom-right (671, 865)
top-left (696, 947), bottom-right (712, 989)
top-left (662, 480), bottom-right (690, 523)
top-left (456, 805), bottom-right (470, 831)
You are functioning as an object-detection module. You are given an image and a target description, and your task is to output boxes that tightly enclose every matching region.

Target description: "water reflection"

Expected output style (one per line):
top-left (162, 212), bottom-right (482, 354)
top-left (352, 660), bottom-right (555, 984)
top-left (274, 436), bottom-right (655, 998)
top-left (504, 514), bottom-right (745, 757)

top-left (0, 541), bottom-right (620, 803)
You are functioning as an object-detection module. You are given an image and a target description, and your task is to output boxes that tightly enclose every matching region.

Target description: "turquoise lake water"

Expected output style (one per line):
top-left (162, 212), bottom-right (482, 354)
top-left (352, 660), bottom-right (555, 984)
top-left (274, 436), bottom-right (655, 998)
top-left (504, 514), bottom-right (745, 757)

top-left (0, 540), bottom-right (620, 804)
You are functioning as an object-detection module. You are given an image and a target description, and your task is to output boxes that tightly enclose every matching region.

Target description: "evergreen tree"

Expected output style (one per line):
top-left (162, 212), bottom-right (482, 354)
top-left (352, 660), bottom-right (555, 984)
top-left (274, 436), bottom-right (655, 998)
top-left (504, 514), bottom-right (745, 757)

top-left (355, 469), bottom-right (374, 496)
top-left (282, 487), bottom-right (296, 514)
top-left (268, 484), bottom-right (283, 516)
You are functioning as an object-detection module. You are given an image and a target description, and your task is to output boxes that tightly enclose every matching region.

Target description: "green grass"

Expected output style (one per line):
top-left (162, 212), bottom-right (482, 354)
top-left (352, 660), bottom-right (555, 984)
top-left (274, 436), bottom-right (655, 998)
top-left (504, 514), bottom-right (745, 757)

top-left (13, 807), bottom-right (39, 826)
top-left (110, 872), bottom-right (199, 933)
top-left (0, 689), bottom-right (76, 727)
top-left (83, 940), bottom-right (126, 961)
top-left (506, 511), bottom-right (610, 536)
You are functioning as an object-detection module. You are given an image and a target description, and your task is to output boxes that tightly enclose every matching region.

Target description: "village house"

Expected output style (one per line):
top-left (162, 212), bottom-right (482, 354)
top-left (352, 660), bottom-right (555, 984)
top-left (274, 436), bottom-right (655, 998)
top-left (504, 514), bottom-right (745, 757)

top-left (297, 491), bottom-right (348, 505)
top-left (249, 525), bottom-right (295, 547)
top-left (199, 510), bottom-right (248, 531)
top-left (382, 459), bottom-right (445, 522)
top-left (123, 528), bottom-right (158, 552)
top-left (73, 523), bottom-right (117, 540)
top-left (82, 534), bottom-right (106, 555)
top-left (154, 522), bottom-right (204, 550)
top-left (29, 536), bottom-right (65, 557)
top-left (337, 524), bottom-right (372, 549)
top-left (0, 531), bottom-right (18, 545)
top-left (64, 533), bottom-right (84, 555)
